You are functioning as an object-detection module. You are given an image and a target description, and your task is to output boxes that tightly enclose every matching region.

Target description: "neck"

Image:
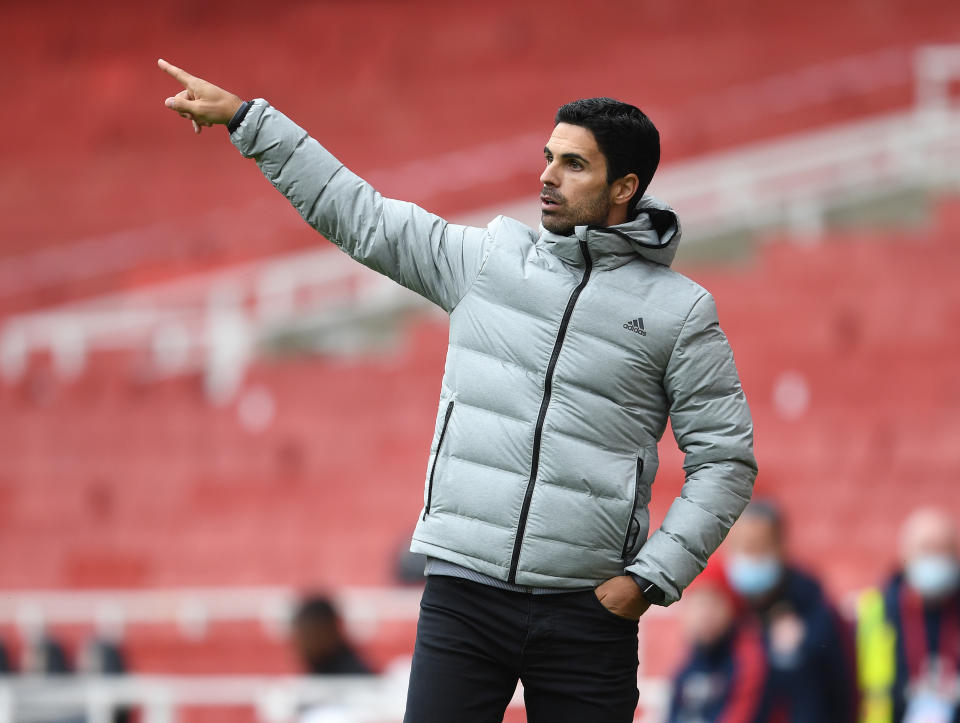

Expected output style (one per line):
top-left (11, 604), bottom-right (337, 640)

top-left (604, 204), bottom-right (630, 228)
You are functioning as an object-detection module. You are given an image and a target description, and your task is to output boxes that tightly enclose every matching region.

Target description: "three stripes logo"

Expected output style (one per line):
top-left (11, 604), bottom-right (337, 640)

top-left (623, 317), bottom-right (647, 336)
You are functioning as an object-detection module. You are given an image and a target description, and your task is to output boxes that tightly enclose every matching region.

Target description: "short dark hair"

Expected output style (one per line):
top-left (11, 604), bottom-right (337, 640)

top-left (294, 595), bottom-right (338, 626)
top-left (554, 97), bottom-right (660, 205)
top-left (741, 499), bottom-right (785, 541)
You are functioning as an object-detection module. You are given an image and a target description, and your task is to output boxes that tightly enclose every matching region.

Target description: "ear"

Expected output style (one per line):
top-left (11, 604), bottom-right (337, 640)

top-left (610, 173), bottom-right (640, 208)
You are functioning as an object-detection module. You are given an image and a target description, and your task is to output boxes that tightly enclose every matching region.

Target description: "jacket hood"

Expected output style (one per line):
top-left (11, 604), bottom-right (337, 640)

top-left (598, 194), bottom-right (682, 267)
top-left (539, 194), bottom-right (682, 269)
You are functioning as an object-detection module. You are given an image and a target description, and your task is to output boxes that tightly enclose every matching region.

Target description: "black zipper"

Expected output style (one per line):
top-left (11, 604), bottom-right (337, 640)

top-left (621, 456), bottom-right (645, 559)
top-left (508, 240), bottom-right (593, 583)
top-left (423, 400), bottom-right (454, 520)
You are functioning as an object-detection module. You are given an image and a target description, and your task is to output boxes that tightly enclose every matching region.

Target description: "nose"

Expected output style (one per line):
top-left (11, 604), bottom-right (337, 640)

top-left (540, 160), bottom-right (558, 187)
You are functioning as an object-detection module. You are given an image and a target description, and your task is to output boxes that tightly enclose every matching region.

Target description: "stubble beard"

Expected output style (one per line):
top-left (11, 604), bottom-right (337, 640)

top-left (541, 186), bottom-right (613, 236)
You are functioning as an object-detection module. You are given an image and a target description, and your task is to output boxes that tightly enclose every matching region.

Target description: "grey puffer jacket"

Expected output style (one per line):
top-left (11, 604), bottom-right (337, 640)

top-left (231, 100), bottom-right (757, 604)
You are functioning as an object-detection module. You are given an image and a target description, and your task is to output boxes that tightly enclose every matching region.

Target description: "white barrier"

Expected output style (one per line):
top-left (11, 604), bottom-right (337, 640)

top-left (0, 587), bottom-right (424, 643)
top-left (0, 672), bottom-right (670, 723)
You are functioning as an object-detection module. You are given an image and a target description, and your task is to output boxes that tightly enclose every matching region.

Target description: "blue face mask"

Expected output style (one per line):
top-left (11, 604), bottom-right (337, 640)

top-left (906, 555), bottom-right (960, 600)
top-left (725, 554), bottom-right (782, 598)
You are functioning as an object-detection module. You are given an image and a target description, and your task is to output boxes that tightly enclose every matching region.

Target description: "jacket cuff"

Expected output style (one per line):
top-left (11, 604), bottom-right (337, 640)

top-left (229, 98), bottom-right (270, 157)
top-left (226, 100), bottom-right (252, 134)
top-left (627, 495), bottom-right (734, 604)
top-left (626, 533), bottom-right (699, 605)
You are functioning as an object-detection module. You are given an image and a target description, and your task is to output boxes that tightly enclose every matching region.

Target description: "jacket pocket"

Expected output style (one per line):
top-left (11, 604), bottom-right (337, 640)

top-left (620, 455), bottom-right (645, 559)
top-left (423, 400), bottom-right (455, 520)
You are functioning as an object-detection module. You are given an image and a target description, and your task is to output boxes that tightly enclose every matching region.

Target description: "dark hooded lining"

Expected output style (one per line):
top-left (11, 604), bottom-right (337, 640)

top-left (647, 209), bottom-right (676, 241)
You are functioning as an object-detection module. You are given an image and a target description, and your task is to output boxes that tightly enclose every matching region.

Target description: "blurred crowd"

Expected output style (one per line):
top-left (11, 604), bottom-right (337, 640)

top-left (0, 630), bottom-right (127, 677)
top-left (668, 502), bottom-right (960, 723)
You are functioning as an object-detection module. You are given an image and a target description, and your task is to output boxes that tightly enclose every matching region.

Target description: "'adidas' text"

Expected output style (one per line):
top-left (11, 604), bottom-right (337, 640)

top-left (623, 318), bottom-right (647, 336)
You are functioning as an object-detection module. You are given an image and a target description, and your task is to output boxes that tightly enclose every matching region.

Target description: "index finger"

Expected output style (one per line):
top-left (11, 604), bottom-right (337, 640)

top-left (157, 58), bottom-right (196, 88)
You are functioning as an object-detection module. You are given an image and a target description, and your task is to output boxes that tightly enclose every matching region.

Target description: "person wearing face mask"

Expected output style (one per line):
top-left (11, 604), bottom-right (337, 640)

top-left (668, 561), bottom-right (769, 723)
top-left (723, 500), bottom-right (857, 722)
top-left (858, 508), bottom-right (960, 723)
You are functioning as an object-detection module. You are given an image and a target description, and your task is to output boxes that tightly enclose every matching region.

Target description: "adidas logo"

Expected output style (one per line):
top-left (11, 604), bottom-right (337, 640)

top-left (623, 317), bottom-right (647, 336)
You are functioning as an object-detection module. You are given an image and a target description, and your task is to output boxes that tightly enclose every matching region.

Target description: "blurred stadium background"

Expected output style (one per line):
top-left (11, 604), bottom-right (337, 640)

top-left (1, 0), bottom-right (959, 720)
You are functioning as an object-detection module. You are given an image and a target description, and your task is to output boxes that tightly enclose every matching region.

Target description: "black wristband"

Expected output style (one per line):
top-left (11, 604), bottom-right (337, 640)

top-left (631, 574), bottom-right (667, 605)
top-left (227, 100), bottom-right (252, 134)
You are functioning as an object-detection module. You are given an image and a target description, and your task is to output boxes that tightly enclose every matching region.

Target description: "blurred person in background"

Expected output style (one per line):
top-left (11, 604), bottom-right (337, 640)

top-left (22, 629), bottom-right (71, 674)
top-left (668, 561), bottom-right (768, 722)
top-left (394, 541), bottom-right (428, 586)
top-left (21, 631), bottom-right (84, 723)
top-left (292, 595), bottom-right (372, 676)
top-left (157, 58), bottom-right (757, 723)
top-left (78, 636), bottom-right (132, 723)
top-left (0, 638), bottom-right (12, 673)
top-left (78, 636), bottom-right (128, 675)
top-left (858, 508), bottom-right (960, 723)
top-left (723, 500), bottom-right (856, 722)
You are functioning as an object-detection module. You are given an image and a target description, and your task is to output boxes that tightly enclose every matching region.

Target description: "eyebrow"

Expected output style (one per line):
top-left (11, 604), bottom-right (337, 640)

top-left (544, 146), bottom-right (590, 166)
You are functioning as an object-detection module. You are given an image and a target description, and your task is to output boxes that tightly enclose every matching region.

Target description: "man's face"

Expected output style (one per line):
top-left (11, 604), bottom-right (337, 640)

top-left (723, 515), bottom-right (786, 598)
top-left (540, 123), bottom-right (614, 235)
top-left (293, 617), bottom-right (339, 667)
top-left (901, 510), bottom-right (960, 600)
top-left (902, 510), bottom-right (958, 563)
top-left (724, 515), bottom-right (783, 562)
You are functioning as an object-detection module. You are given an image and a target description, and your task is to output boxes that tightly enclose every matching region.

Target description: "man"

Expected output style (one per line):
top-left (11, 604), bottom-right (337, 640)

top-left (158, 59), bottom-right (757, 722)
top-left (669, 561), bottom-right (768, 722)
top-left (722, 500), bottom-right (857, 722)
top-left (292, 595), bottom-right (372, 675)
top-left (859, 508), bottom-right (960, 723)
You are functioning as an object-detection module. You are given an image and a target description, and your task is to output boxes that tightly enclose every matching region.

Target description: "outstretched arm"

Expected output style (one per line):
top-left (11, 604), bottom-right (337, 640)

top-left (157, 60), bottom-right (496, 312)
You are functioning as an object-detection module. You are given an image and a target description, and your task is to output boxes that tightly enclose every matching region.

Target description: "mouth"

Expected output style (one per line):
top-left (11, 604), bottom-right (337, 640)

top-left (540, 193), bottom-right (563, 213)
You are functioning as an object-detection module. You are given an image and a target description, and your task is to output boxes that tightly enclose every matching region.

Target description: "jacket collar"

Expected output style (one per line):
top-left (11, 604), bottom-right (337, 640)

top-left (537, 194), bottom-right (681, 271)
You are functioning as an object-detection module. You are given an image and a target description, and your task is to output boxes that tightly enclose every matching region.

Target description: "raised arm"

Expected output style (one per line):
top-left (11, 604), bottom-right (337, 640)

top-left (157, 59), bottom-right (495, 312)
top-left (627, 293), bottom-right (758, 604)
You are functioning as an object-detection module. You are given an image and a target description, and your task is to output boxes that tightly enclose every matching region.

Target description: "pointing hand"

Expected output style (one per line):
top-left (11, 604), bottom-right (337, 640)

top-left (158, 59), bottom-right (243, 134)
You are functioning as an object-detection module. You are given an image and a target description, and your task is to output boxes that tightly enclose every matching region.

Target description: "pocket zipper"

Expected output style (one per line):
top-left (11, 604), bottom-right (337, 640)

top-left (621, 456), bottom-right (645, 559)
top-left (423, 400), bottom-right (455, 520)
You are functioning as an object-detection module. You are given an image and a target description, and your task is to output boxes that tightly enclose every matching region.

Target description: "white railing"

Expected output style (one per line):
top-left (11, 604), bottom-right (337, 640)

top-left (0, 672), bottom-right (670, 723)
top-left (0, 584), bottom-right (673, 657)
top-left (0, 673), bottom-right (412, 723)
top-left (0, 587), bottom-right (424, 644)
top-left (2, 45), bottom-right (958, 399)
top-left (0, 246), bottom-right (423, 403)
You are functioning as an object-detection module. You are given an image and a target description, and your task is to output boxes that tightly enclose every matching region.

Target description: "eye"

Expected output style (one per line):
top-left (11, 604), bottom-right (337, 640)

top-left (569, 160), bottom-right (582, 170)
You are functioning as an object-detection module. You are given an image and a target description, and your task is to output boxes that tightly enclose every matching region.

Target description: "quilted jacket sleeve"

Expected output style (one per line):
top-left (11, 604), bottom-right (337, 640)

top-left (627, 292), bottom-right (757, 604)
top-left (230, 99), bottom-right (494, 313)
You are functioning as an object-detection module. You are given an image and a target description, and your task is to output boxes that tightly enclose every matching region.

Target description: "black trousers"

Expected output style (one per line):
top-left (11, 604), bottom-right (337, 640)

top-left (403, 575), bottom-right (640, 723)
